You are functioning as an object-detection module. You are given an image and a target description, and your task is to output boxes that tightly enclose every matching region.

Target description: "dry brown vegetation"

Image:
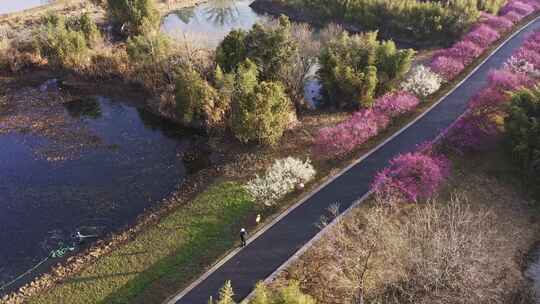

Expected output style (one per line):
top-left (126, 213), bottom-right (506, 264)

top-left (275, 155), bottom-right (540, 304)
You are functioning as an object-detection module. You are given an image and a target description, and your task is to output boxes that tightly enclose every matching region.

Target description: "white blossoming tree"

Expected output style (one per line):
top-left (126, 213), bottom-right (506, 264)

top-left (400, 65), bottom-right (443, 97)
top-left (504, 56), bottom-right (540, 78)
top-left (245, 157), bottom-right (316, 206)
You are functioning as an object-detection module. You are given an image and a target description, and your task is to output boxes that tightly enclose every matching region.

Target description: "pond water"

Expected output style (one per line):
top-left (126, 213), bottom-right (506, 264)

top-left (162, 0), bottom-right (269, 47)
top-left (0, 95), bottom-right (208, 292)
top-left (0, 0), bottom-right (52, 15)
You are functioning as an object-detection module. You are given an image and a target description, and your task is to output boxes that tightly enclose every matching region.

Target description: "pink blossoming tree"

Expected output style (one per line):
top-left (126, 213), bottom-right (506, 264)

top-left (371, 152), bottom-right (451, 203)
top-left (430, 56), bottom-right (465, 80)
top-left (463, 24), bottom-right (500, 48)
top-left (373, 91), bottom-right (420, 118)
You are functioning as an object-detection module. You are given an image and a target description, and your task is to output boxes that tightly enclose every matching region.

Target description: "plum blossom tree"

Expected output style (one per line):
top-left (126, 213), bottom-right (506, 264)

top-left (430, 56), bottom-right (465, 80)
top-left (373, 91), bottom-right (420, 118)
top-left (463, 24), bottom-right (500, 48)
top-left (315, 109), bottom-right (389, 158)
top-left (371, 152), bottom-right (451, 203)
top-left (400, 65), bottom-right (443, 97)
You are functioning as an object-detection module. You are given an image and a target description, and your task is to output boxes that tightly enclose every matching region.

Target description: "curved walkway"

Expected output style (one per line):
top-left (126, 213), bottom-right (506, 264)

top-left (169, 16), bottom-right (540, 304)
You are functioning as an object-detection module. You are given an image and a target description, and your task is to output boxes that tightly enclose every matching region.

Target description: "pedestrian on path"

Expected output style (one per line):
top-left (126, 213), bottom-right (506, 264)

top-left (240, 228), bottom-right (247, 247)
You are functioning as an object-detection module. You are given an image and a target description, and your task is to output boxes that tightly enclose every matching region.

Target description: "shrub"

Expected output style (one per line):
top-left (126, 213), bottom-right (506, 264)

top-left (400, 65), bottom-right (443, 97)
top-left (126, 29), bottom-right (172, 91)
top-left (215, 29), bottom-right (247, 73)
top-left (278, 22), bottom-right (320, 108)
top-left (250, 281), bottom-right (316, 304)
top-left (373, 91), bottom-right (420, 118)
top-left (290, 192), bottom-right (506, 304)
top-left (487, 69), bottom-right (533, 91)
top-left (478, 0), bottom-right (508, 14)
top-left (504, 56), bottom-right (540, 77)
top-left (106, 0), bottom-right (160, 36)
top-left (319, 31), bottom-right (414, 109)
top-left (175, 65), bottom-right (229, 129)
top-left (33, 16), bottom-right (89, 69)
top-left (463, 24), bottom-right (500, 48)
top-left (209, 280), bottom-right (235, 304)
top-left (126, 30), bottom-right (171, 66)
top-left (293, 0), bottom-right (481, 45)
top-left (505, 87), bottom-right (540, 196)
top-left (443, 113), bottom-right (501, 153)
top-left (216, 16), bottom-right (297, 81)
top-left (512, 47), bottom-right (540, 69)
top-left (439, 40), bottom-right (484, 65)
top-left (468, 85), bottom-right (508, 113)
top-left (371, 152), bottom-right (450, 203)
top-left (500, 0), bottom-right (535, 15)
top-left (245, 157), bottom-right (316, 206)
top-left (315, 109), bottom-right (390, 158)
top-left (231, 60), bottom-right (294, 146)
top-left (430, 56), bottom-right (465, 80)
top-left (215, 281), bottom-right (315, 304)
top-left (66, 12), bottom-right (101, 47)
top-left (481, 12), bottom-right (515, 32)
top-left (502, 10), bottom-right (525, 23)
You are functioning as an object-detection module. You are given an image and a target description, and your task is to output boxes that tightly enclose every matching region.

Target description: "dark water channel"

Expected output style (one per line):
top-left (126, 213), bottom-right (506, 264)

top-left (0, 94), bottom-right (209, 293)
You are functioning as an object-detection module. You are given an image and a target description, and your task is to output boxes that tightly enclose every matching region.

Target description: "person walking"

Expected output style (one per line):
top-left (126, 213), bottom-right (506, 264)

top-left (240, 228), bottom-right (247, 247)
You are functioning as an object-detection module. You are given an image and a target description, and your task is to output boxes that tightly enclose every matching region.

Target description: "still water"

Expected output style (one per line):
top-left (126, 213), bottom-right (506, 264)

top-left (0, 95), bottom-right (208, 292)
top-left (0, 0), bottom-right (52, 15)
top-left (162, 0), bottom-right (269, 47)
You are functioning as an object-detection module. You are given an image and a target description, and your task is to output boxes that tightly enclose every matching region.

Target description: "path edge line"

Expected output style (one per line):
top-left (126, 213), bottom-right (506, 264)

top-left (166, 15), bottom-right (540, 304)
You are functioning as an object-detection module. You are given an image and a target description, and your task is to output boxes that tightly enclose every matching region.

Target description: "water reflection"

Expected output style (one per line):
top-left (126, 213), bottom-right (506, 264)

top-left (64, 97), bottom-right (103, 119)
top-left (162, 0), bottom-right (268, 47)
top-left (203, 0), bottom-right (242, 27)
top-left (0, 0), bottom-right (52, 14)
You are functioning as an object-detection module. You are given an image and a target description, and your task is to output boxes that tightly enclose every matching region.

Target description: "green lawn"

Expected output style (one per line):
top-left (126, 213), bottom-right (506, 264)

top-left (30, 182), bottom-right (255, 304)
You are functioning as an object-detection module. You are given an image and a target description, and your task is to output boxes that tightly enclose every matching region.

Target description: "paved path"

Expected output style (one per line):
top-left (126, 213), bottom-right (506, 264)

top-left (170, 17), bottom-right (540, 304)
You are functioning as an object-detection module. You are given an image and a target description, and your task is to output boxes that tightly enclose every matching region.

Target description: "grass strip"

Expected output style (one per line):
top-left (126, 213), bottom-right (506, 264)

top-left (29, 181), bottom-right (255, 304)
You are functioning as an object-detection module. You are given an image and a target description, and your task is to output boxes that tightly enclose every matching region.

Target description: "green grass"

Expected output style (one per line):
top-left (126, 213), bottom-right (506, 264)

top-left (30, 181), bottom-right (255, 304)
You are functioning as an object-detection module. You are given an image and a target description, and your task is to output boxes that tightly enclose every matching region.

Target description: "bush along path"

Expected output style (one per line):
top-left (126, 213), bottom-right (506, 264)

top-left (168, 15), bottom-right (540, 304)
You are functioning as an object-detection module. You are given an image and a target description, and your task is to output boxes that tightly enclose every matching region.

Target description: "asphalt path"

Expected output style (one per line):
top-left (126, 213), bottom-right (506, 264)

top-left (171, 16), bottom-right (540, 304)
